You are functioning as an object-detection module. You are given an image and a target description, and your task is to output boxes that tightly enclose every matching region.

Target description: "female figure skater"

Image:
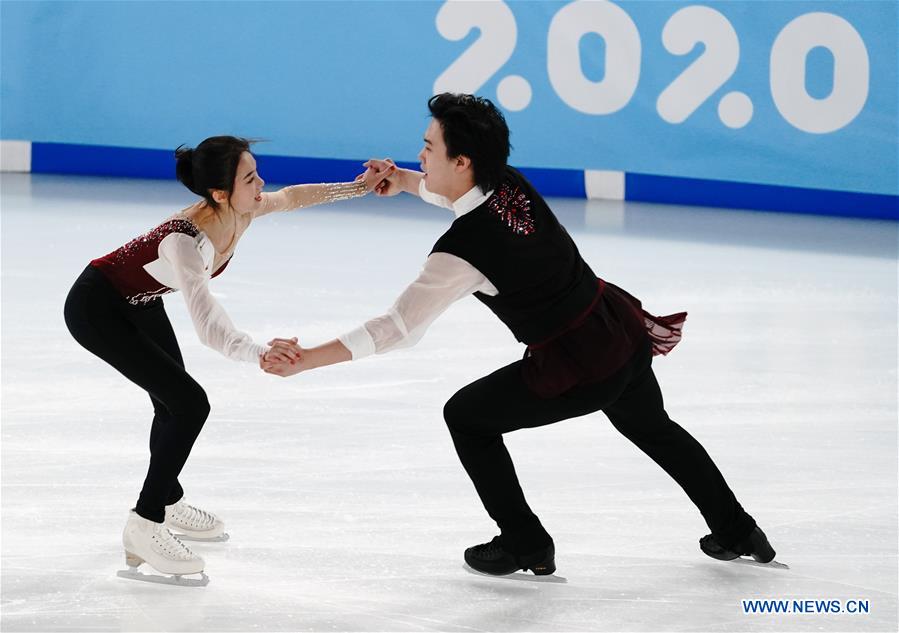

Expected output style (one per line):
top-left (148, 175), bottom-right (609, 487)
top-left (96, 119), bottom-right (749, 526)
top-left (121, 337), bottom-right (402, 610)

top-left (261, 95), bottom-right (777, 576)
top-left (64, 136), bottom-right (391, 584)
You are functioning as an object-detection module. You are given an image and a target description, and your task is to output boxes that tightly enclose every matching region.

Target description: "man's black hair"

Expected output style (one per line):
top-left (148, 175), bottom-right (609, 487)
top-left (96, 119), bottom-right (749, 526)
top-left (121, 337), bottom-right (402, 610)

top-left (427, 93), bottom-right (510, 193)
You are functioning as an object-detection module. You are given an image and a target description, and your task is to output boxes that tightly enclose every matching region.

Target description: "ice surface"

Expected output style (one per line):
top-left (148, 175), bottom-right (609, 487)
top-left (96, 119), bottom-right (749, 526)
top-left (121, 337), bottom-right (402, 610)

top-left (2, 173), bottom-right (897, 631)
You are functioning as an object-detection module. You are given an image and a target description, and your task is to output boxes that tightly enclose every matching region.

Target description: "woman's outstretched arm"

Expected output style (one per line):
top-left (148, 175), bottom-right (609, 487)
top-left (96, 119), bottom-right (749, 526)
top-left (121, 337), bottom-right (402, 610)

top-left (160, 232), bottom-right (300, 365)
top-left (253, 164), bottom-right (394, 218)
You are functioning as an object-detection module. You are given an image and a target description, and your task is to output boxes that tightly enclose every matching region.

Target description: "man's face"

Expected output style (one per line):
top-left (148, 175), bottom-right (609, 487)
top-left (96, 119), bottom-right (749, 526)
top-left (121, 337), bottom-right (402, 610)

top-left (417, 119), bottom-right (458, 199)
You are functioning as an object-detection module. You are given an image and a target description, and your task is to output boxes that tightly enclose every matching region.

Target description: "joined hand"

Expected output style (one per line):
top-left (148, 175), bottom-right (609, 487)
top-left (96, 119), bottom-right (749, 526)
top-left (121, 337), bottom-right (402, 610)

top-left (259, 337), bottom-right (304, 376)
top-left (362, 158), bottom-right (401, 196)
top-left (355, 161), bottom-right (396, 193)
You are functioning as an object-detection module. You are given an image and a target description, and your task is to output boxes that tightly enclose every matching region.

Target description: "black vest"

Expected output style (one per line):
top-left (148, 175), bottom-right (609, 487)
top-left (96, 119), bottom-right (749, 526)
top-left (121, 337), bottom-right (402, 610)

top-left (431, 167), bottom-right (598, 344)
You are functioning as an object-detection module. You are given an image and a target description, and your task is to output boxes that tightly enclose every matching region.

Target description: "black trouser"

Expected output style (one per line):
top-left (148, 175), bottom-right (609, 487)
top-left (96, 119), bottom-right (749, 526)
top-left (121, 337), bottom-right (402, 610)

top-left (443, 342), bottom-right (756, 554)
top-left (64, 266), bottom-right (209, 523)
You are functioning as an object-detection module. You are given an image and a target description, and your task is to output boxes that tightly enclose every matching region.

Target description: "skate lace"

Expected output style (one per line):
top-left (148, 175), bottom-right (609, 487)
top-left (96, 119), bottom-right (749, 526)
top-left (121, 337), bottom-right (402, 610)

top-left (173, 502), bottom-right (216, 529)
top-left (152, 525), bottom-right (196, 560)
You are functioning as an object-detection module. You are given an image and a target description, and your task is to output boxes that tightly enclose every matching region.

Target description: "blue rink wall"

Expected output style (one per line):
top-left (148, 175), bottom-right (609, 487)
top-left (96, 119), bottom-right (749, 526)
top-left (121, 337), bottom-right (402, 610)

top-left (1, 1), bottom-right (896, 220)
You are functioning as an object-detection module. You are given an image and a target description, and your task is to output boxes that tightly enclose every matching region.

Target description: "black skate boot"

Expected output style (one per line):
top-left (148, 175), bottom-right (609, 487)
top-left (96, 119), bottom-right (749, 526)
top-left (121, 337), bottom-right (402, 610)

top-left (464, 536), bottom-right (556, 576)
top-left (700, 526), bottom-right (776, 563)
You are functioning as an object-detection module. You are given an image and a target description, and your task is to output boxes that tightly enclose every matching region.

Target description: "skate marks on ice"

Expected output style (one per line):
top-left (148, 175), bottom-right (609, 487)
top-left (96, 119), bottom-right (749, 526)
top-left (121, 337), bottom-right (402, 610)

top-left (116, 565), bottom-right (209, 587)
top-left (463, 564), bottom-right (569, 584)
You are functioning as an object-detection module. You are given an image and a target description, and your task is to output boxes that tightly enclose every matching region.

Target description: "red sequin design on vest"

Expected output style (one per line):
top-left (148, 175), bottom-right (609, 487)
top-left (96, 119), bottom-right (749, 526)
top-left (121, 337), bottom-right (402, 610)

top-left (486, 183), bottom-right (535, 236)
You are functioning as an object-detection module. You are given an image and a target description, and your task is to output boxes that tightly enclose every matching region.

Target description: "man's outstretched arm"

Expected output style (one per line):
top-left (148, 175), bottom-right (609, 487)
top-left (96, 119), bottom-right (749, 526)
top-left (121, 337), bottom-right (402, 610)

top-left (365, 158), bottom-right (459, 211)
top-left (260, 252), bottom-right (496, 377)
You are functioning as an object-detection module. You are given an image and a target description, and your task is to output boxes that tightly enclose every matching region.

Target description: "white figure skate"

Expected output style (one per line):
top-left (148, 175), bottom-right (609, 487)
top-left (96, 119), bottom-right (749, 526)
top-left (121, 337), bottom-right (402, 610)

top-left (118, 511), bottom-right (209, 586)
top-left (165, 499), bottom-right (229, 542)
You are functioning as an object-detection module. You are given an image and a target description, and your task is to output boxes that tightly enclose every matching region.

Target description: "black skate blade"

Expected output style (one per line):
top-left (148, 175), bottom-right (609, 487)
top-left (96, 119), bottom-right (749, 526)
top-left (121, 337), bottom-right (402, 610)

top-left (463, 564), bottom-right (568, 584)
top-left (117, 567), bottom-right (210, 587)
top-left (174, 532), bottom-right (230, 543)
top-left (732, 557), bottom-right (790, 570)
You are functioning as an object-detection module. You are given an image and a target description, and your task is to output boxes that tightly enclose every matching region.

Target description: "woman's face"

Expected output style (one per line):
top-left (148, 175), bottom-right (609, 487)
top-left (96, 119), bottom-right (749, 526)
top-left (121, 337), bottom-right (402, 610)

top-left (227, 151), bottom-right (265, 215)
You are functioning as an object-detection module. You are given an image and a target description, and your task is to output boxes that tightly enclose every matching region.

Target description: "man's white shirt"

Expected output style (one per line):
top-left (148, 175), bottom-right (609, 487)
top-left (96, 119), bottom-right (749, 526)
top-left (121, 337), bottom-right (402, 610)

top-left (338, 181), bottom-right (498, 359)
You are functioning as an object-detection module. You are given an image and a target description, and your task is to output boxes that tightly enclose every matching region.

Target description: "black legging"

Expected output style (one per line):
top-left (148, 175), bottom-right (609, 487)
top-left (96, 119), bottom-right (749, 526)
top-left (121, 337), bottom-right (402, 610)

top-left (444, 341), bottom-right (756, 554)
top-left (64, 265), bottom-right (209, 523)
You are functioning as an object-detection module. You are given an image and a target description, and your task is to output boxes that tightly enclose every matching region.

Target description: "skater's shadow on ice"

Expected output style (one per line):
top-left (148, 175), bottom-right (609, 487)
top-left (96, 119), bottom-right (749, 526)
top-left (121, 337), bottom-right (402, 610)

top-left (463, 565), bottom-right (568, 584)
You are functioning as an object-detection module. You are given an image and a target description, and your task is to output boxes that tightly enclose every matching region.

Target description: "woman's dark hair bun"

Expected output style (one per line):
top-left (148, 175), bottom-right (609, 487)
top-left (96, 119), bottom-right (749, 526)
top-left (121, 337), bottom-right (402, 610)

top-left (172, 136), bottom-right (254, 208)
top-left (174, 144), bottom-right (199, 194)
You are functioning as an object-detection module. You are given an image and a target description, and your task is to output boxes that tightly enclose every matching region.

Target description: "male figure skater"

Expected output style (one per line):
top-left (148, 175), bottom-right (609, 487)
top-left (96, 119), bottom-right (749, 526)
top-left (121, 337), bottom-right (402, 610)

top-left (263, 93), bottom-right (776, 575)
